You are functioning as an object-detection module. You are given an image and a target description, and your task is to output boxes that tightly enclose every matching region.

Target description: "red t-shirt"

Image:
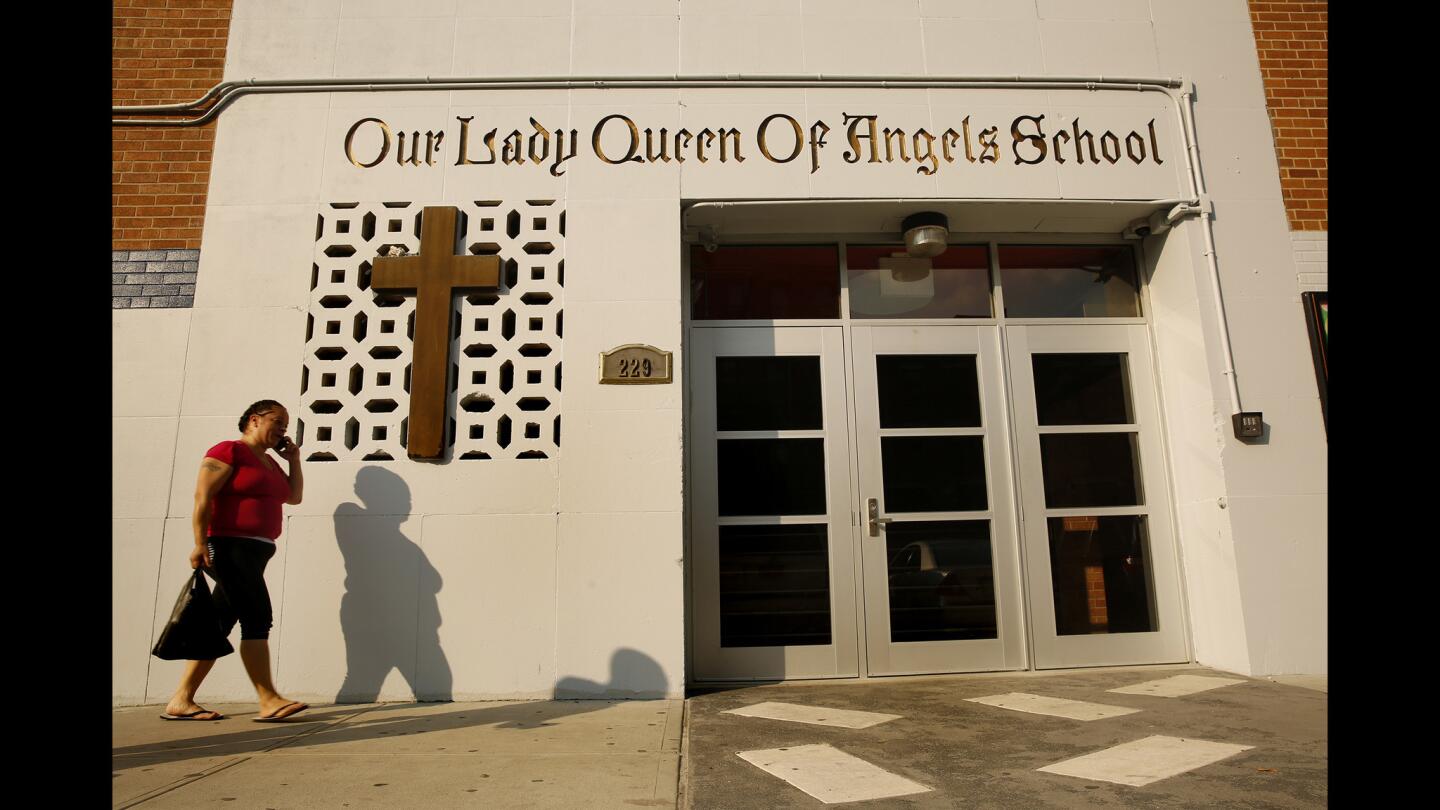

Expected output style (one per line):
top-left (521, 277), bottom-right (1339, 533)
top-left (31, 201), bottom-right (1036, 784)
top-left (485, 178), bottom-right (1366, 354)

top-left (204, 440), bottom-right (292, 541)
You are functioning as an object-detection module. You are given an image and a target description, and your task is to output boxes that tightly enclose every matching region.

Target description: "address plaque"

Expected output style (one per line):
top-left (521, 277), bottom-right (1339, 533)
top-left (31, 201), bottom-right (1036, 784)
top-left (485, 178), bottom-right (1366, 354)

top-left (599, 344), bottom-right (673, 384)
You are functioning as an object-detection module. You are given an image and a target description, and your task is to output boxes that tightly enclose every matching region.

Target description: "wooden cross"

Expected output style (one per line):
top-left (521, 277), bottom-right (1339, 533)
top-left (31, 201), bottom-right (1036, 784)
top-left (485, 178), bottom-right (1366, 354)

top-left (372, 206), bottom-right (499, 459)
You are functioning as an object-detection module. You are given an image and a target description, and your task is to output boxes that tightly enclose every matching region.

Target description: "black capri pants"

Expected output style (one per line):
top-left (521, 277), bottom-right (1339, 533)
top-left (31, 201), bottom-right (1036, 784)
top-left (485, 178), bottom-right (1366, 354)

top-left (204, 536), bottom-right (277, 642)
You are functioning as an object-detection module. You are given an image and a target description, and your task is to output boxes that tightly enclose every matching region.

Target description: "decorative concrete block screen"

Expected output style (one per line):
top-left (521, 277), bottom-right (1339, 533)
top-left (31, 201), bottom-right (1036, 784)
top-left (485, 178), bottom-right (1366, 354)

top-left (300, 201), bottom-right (564, 461)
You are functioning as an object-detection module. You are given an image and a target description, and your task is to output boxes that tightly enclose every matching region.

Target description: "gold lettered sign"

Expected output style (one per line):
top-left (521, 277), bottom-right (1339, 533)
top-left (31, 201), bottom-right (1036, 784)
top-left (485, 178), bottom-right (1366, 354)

top-left (600, 344), bottom-right (673, 385)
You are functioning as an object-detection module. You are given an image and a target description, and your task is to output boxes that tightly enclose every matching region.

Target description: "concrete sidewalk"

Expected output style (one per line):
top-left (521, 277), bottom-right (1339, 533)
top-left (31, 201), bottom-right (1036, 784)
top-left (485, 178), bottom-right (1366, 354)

top-left (113, 665), bottom-right (1325, 808)
top-left (112, 699), bottom-right (683, 809)
top-left (684, 665), bottom-right (1326, 808)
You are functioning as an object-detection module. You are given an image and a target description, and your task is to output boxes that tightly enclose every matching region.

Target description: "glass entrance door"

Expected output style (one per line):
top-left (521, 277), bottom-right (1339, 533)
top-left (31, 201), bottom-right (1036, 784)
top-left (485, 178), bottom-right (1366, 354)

top-left (850, 326), bottom-right (1026, 674)
top-left (1005, 324), bottom-right (1188, 668)
top-left (689, 327), bottom-right (860, 680)
top-left (686, 239), bottom-right (1190, 682)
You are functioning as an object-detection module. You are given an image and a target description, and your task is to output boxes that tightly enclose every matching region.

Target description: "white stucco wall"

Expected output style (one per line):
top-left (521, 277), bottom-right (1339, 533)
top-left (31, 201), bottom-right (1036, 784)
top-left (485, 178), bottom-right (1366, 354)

top-left (113, 0), bottom-right (1327, 706)
top-left (1150, 4), bottom-right (1327, 676)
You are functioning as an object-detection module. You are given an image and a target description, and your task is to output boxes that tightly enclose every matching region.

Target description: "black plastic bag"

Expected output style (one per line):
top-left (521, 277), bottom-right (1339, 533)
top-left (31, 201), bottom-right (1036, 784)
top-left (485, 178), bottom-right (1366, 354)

top-left (151, 570), bottom-right (234, 661)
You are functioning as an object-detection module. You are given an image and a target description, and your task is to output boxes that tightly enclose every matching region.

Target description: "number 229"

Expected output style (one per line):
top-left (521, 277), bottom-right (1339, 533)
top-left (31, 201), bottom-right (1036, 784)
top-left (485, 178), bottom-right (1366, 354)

top-left (618, 358), bottom-right (653, 377)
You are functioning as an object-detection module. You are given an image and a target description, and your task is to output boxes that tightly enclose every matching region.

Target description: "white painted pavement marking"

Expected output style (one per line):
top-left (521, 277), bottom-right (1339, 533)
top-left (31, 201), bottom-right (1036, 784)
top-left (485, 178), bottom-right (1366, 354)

top-left (736, 743), bottom-right (932, 804)
top-left (1038, 735), bottom-right (1255, 787)
top-left (1107, 674), bottom-right (1247, 698)
top-left (722, 701), bottom-right (901, 729)
top-left (964, 692), bottom-right (1141, 721)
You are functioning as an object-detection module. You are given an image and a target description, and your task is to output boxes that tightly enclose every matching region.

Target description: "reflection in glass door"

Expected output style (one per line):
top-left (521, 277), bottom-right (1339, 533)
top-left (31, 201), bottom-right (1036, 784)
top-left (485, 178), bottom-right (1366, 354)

top-left (1007, 325), bottom-right (1187, 668)
top-left (689, 328), bottom-right (859, 680)
top-left (851, 326), bottom-right (1026, 675)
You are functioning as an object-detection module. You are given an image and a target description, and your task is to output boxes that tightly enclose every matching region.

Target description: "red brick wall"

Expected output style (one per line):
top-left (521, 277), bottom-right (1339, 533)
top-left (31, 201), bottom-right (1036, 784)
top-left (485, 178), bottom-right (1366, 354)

top-left (112, 0), bottom-right (234, 251)
top-left (1248, 1), bottom-right (1327, 232)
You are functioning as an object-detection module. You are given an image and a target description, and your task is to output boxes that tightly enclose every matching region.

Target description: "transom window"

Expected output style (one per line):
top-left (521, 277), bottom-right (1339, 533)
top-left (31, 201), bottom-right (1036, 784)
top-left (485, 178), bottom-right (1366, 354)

top-left (689, 243), bottom-right (1141, 321)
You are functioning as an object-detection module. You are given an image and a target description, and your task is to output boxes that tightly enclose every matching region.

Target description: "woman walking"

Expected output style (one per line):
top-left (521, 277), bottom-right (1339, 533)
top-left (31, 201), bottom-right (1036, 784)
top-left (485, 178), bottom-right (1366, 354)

top-left (162, 399), bottom-right (309, 722)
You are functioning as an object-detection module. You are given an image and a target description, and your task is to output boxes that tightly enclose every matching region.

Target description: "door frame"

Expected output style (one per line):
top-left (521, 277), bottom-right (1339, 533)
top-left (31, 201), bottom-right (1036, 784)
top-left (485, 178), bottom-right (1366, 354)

top-left (850, 324), bottom-right (1027, 675)
top-left (1005, 323), bottom-right (1190, 668)
top-left (688, 326), bottom-right (861, 681)
top-left (681, 232), bottom-right (1193, 684)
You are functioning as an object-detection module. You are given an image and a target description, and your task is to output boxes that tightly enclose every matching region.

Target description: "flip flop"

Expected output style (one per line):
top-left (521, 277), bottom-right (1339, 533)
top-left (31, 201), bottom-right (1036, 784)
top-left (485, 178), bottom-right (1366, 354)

top-left (160, 708), bottom-right (224, 721)
top-left (253, 701), bottom-right (309, 722)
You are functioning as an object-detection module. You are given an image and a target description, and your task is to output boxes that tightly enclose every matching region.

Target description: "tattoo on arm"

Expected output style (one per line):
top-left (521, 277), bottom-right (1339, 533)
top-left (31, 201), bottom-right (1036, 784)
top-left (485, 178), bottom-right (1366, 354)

top-left (201, 460), bottom-right (227, 473)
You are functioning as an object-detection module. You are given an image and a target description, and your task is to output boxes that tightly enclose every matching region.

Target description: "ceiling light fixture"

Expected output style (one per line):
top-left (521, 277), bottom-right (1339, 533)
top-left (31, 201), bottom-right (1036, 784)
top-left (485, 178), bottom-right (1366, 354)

top-left (902, 212), bottom-right (949, 258)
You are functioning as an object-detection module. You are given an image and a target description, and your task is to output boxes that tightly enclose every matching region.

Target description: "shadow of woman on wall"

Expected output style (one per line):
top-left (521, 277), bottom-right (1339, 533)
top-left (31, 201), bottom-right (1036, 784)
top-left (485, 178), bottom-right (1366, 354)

top-left (333, 466), bottom-right (452, 703)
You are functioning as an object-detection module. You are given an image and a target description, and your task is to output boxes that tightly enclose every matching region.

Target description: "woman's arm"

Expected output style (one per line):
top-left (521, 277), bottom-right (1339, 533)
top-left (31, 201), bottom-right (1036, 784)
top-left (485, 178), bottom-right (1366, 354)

top-left (192, 457), bottom-right (233, 568)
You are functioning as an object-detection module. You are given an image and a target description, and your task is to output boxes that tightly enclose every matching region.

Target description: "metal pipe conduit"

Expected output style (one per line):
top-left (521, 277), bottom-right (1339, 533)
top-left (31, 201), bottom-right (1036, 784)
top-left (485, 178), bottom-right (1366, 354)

top-left (112, 74), bottom-right (1184, 127)
top-left (111, 72), bottom-right (1246, 429)
top-left (676, 85), bottom-right (1241, 426)
top-left (1179, 89), bottom-right (1243, 418)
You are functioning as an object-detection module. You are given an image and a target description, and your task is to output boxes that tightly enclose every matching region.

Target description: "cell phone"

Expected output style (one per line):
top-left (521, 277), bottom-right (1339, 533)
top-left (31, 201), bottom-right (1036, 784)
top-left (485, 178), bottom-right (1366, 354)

top-left (276, 437), bottom-right (291, 452)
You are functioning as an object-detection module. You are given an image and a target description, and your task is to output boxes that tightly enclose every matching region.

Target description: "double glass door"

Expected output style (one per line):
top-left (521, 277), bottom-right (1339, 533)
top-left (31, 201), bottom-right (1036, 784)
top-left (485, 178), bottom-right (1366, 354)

top-left (689, 322), bottom-right (1185, 680)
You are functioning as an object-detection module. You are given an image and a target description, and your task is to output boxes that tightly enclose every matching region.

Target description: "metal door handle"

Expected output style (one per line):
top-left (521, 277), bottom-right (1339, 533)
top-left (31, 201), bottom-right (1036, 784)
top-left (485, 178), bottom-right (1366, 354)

top-left (867, 498), bottom-right (893, 537)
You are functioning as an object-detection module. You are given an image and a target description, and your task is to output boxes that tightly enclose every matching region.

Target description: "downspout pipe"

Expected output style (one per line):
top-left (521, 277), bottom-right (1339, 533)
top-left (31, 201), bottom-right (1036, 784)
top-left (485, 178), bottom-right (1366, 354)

top-left (1177, 84), bottom-right (1244, 419)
